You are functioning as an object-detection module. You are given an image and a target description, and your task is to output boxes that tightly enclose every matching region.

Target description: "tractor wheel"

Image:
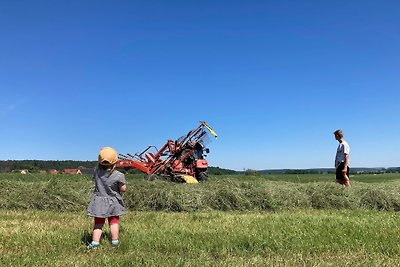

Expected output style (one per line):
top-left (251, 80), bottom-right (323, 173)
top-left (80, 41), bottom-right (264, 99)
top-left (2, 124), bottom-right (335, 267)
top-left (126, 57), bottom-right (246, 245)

top-left (197, 171), bottom-right (208, 181)
top-left (144, 174), bottom-right (158, 181)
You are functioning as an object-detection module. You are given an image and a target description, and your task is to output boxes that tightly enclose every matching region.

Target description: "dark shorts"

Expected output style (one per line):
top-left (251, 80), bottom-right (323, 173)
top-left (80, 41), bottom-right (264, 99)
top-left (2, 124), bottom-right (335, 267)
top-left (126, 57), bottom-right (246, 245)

top-left (336, 162), bottom-right (350, 184)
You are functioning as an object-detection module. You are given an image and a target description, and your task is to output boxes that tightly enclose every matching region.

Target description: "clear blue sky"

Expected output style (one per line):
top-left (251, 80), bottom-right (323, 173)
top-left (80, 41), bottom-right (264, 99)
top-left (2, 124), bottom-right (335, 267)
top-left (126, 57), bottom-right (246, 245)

top-left (1, 1), bottom-right (399, 170)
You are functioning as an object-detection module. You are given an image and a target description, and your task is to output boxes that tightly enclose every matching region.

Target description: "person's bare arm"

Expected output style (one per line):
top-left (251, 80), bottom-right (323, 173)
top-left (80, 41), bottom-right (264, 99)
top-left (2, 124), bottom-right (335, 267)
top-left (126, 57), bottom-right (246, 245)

top-left (119, 183), bottom-right (126, 193)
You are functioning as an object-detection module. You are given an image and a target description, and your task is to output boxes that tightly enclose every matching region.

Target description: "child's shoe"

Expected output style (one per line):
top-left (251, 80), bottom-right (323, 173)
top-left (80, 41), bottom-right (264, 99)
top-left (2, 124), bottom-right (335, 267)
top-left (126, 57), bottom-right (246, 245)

top-left (87, 241), bottom-right (100, 250)
top-left (111, 240), bottom-right (120, 248)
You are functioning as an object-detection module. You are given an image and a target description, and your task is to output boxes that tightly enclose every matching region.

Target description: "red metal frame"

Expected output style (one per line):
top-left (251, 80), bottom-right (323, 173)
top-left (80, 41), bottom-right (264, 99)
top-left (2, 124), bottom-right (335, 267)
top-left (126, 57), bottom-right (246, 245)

top-left (116, 121), bottom-right (216, 179)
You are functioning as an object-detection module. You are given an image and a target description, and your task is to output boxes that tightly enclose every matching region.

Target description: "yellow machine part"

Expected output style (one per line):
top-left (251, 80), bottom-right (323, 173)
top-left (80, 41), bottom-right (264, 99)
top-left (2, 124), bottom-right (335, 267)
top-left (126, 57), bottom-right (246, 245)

top-left (201, 121), bottom-right (218, 139)
top-left (181, 175), bottom-right (199, 184)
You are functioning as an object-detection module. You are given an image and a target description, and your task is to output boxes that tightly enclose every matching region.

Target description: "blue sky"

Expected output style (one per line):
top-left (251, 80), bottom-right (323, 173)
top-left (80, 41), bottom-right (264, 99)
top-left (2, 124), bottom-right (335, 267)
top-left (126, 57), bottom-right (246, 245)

top-left (0, 1), bottom-right (399, 170)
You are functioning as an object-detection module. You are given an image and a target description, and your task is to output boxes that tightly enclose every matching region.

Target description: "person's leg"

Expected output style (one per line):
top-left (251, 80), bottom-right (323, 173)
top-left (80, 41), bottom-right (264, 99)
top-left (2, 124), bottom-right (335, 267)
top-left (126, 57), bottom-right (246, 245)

top-left (110, 223), bottom-right (119, 240)
top-left (339, 163), bottom-right (350, 187)
top-left (92, 226), bottom-right (103, 242)
top-left (87, 217), bottom-right (105, 249)
top-left (335, 166), bottom-right (342, 185)
top-left (336, 163), bottom-right (350, 187)
top-left (344, 166), bottom-right (351, 187)
top-left (108, 216), bottom-right (120, 246)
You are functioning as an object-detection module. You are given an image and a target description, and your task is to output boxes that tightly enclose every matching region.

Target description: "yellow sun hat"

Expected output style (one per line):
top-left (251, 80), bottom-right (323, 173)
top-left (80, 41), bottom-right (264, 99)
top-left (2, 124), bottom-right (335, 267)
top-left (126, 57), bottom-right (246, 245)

top-left (98, 147), bottom-right (118, 166)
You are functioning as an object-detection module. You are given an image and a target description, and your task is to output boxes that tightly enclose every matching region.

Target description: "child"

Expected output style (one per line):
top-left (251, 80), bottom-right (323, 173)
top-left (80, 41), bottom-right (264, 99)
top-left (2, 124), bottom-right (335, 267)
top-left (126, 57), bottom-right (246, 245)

top-left (87, 147), bottom-right (127, 249)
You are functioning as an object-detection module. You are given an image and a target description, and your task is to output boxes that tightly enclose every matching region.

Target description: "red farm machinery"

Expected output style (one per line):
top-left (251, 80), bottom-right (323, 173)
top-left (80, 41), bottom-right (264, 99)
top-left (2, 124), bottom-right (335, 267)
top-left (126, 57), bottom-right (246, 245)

top-left (116, 121), bottom-right (218, 183)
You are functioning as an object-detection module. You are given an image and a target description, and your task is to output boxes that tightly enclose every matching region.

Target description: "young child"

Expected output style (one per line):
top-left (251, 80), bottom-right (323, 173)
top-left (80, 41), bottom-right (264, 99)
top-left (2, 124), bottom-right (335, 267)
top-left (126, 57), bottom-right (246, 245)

top-left (87, 147), bottom-right (127, 249)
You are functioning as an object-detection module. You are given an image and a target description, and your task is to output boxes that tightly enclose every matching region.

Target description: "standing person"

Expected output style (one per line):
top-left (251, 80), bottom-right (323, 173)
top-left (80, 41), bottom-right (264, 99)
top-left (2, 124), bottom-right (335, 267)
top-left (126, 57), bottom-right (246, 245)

top-left (334, 130), bottom-right (351, 187)
top-left (87, 147), bottom-right (127, 249)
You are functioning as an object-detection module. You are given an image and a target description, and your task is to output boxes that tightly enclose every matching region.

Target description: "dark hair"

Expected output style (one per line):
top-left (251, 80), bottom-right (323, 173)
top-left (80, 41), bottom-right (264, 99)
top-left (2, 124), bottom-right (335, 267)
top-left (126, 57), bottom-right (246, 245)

top-left (334, 129), bottom-right (343, 138)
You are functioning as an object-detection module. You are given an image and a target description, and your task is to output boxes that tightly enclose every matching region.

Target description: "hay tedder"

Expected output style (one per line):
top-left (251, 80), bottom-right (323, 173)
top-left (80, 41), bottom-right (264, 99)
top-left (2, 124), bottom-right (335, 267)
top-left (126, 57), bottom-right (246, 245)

top-left (116, 121), bottom-right (218, 183)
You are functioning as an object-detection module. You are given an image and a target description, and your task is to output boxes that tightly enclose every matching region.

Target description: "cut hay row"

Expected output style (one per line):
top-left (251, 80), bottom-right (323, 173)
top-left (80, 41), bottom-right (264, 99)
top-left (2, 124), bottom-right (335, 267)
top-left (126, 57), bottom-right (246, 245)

top-left (1, 173), bottom-right (400, 212)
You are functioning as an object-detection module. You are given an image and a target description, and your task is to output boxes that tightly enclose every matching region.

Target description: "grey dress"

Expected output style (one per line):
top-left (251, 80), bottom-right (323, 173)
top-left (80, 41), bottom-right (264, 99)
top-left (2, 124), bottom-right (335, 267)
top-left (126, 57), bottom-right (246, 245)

top-left (87, 167), bottom-right (126, 218)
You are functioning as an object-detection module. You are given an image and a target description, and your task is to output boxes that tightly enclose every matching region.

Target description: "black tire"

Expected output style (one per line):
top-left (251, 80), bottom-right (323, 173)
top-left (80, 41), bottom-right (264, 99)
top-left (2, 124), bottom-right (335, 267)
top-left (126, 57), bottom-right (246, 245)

top-left (197, 171), bottom-right (208, 181)
top-left (144, 173), bottom-right (158, 181)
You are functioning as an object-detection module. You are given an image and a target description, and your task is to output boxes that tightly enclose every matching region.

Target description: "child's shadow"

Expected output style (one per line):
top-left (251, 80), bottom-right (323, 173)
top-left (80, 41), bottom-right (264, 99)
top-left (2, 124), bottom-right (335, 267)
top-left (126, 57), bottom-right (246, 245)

top-left (81, 229), bottom-right (113, 244)
top-left (81, 229), bottom-right (92, 245)
top-left (102, 231), bottom-right (112, 242)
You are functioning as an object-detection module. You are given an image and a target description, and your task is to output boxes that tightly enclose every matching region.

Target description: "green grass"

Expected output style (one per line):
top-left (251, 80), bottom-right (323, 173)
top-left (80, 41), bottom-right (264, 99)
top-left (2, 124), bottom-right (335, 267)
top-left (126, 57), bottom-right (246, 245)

top-left (1, 173), bottom-right (400, 266)
top-left (1, 172), bottom-right (398, 183)
top-left (1, 209), bottom-right (400, 266)
top-left (226, 172), bottom-right (400, 183)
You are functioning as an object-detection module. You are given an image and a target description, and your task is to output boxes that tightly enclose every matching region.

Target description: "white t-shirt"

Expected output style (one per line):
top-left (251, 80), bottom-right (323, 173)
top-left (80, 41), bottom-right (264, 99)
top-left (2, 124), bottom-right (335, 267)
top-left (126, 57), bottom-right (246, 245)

top-left (335, 140), bottom-right (350, 168)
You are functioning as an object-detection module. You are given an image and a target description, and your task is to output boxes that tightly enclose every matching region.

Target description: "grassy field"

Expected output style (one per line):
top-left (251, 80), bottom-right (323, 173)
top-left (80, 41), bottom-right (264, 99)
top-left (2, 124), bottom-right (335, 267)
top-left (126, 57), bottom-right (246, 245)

top-left (2, 172), bottom-right (400, 212)
top-left (1, 172), bottom-right (400, 266)
top-left (1, 209), bottom-right (400, 266)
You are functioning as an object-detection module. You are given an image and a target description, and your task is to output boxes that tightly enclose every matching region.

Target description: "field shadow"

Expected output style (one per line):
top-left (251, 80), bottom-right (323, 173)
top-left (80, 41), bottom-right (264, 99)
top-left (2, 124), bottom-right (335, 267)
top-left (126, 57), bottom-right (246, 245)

top-left (81, 229), bottom-right (92, 245)
top-left (102, 231), bottom-right (112, 242)
top-left (81, 229), bottom-right (113, 244)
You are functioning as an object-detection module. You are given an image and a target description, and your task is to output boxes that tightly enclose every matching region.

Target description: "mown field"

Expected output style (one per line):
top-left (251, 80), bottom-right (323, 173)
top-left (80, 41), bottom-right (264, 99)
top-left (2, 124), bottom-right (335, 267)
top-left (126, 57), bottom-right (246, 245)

top-left (1, 172), bottom-right (400, 266)
top-left (2, 172), bottom-right (400, 212)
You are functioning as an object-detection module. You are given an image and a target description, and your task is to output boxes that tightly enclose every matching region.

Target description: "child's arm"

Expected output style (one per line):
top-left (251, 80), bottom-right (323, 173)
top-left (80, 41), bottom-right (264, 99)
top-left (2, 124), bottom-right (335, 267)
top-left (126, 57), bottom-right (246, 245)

top-left (119, 182), bottom-right (126, 193)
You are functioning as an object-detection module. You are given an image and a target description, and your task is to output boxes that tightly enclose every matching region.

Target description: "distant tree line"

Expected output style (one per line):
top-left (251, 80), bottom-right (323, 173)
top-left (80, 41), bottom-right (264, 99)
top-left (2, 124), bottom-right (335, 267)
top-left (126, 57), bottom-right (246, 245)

top-left (383, 168), bottom-right (400, 173)
top-left (0, 160), bottom-right (97, 173)
top-left (208, 167), bottom-right (238, 175)
top-left (283, 168), bottom-right (400, 174)
top-left (284, 169), bottom-right (327, 174)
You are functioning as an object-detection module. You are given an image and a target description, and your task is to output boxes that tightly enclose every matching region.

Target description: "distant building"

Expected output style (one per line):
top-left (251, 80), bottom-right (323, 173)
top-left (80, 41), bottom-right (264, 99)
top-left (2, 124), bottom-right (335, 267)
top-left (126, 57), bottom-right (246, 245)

top-left (80, 168), bottom-right (95, 175)
top-left (48, 169), bottom-right (58, 175)
top-left (63, 169), bottom-right (82, 175)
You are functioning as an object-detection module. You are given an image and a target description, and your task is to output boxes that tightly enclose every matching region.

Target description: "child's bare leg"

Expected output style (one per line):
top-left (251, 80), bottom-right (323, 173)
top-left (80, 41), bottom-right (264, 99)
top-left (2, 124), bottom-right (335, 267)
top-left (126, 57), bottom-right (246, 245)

top-left (87, 223), bottom-right (103, 249)
top-left (92, 224), bottom-right (103, 242)
top-left (110, 223), bottom-right (119, 241)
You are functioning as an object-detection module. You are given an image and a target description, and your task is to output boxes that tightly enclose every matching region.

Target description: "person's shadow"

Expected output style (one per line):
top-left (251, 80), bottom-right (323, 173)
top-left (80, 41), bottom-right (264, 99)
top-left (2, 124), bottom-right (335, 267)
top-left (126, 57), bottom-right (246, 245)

top-left (81, 229), bottom-right (92, 245)
top-left (81, 229), bottom-right (112, 245)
